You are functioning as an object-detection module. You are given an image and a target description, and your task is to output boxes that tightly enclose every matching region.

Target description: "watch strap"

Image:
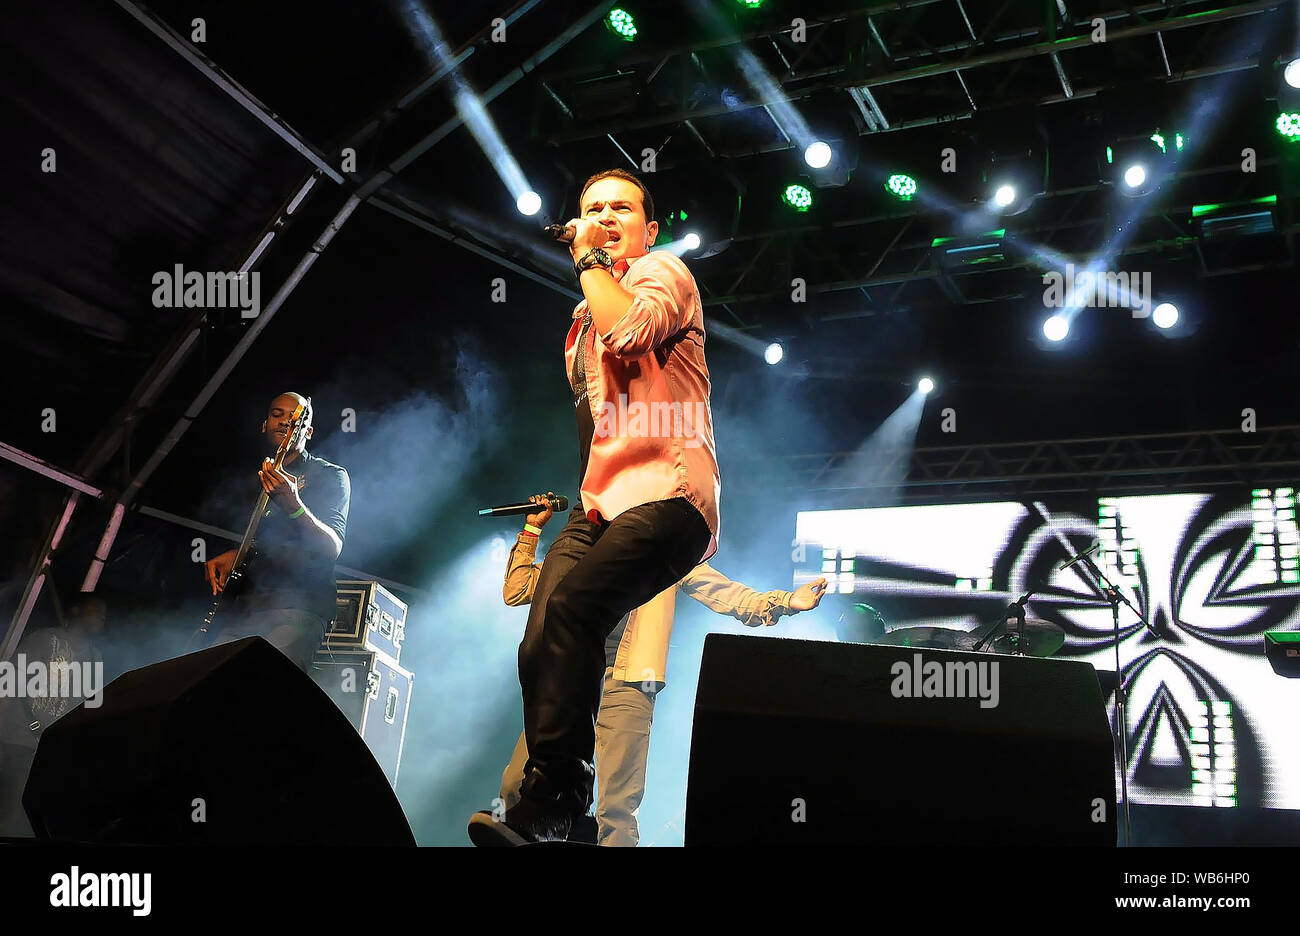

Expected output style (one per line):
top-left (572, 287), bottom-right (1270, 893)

top-left (574, 248), bottom-right (613, 278)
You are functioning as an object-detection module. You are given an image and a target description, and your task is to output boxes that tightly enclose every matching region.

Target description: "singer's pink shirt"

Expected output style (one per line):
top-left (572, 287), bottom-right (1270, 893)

top-left (565, 249), bottom-right (720, 563)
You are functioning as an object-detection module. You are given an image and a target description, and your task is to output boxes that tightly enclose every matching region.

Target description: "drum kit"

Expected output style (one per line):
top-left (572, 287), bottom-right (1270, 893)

top-left (868, 584), bottom-right (1066, 658)
top-left (875, 618), bottom-right (1065, 657)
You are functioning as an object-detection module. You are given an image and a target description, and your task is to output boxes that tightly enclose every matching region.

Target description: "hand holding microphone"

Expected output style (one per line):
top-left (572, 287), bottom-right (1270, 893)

top-left (479, 492), bottom-right (569, 519)
top-left (544, 218), bottom-right (610, 256)
top-left (525, 493), bottom-right (558, 529)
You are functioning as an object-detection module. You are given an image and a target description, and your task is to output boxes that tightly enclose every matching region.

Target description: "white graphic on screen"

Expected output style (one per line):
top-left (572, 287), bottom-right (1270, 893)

top-left (794, 490), bottom-right (1300, 809)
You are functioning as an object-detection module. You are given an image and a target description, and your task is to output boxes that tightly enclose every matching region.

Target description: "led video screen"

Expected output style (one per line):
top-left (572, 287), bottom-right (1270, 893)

top-left (794, 489), bottom-right (1300, 809)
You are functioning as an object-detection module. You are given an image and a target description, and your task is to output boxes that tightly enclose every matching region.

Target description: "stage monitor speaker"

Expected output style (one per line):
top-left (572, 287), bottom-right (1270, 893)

top-left (23, 637), bottom-right (416, 845)
top-left (685, 634), bottom-right (1116, 846)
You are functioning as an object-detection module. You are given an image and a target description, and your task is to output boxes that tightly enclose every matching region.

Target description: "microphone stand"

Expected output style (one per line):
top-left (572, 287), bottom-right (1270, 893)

top-left (970, 590), bottom-right (1034, 654)
top-left (1071, 549), bottom-right (1154, 848)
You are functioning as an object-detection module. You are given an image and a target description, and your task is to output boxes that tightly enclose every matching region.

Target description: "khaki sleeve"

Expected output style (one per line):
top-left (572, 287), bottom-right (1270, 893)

top-left (503, 533), bottom-right (542, 607)
top-left (678, 562), bottom-right (793, 627)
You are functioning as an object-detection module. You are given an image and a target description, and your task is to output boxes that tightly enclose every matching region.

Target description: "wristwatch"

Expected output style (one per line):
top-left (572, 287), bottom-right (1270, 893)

top-left (574, 247), bottom-right (614, 278)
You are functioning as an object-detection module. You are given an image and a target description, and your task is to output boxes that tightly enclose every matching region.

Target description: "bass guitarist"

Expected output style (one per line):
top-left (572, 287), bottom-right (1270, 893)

top-left (203, 392), bottom-right (350, 671)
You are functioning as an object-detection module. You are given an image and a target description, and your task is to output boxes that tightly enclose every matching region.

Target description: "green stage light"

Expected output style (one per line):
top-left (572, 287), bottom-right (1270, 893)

top-left (886, 174), bottom-right (917, 201)
top-left (782, 184), bottom-right (812, 211)
top-left (1277, 113), bottom-right (1300, 140)
top-left (1149, 131), bottom-right (1186, 154)
top-left (606, 8), bottom-right (637, 41)
top-left (737, 0), bottom-right (765, 6)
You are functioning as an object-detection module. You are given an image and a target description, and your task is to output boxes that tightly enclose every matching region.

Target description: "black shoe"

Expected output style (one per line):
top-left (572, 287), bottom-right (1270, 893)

top-left (467, 766), bottom-right (588, 847)
top-left (468, 795), bottom-right (573, 847)
top-left (569, 813), bottom-right (598, 845)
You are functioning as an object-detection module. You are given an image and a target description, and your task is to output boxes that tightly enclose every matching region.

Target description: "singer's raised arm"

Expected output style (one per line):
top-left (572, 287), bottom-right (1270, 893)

top-left (579, 252), bottom-right (696, 358)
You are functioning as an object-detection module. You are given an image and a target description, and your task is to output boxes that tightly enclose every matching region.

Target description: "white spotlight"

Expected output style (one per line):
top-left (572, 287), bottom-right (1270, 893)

top-left (1152, 302), bottom-right (1179, 329)
top-left (516, 191), bottom-right (542, 216)
top-left (1123, 164), bottom-right (1147, 189)
top-left (804, 141), bottom-right (833, 169)
top-left (993, 184), bottom-right (1017, 208)
top-left (918, 377), bottom-right (935, 394)
top-left (1286, 59), bottom-right (1300, 90)
top-left (682, 232), bottom-right (701, 251)
top-left (1043, 314), bottom-right (1070, 342)
top-left (764, 342), bottom-right (784, 365)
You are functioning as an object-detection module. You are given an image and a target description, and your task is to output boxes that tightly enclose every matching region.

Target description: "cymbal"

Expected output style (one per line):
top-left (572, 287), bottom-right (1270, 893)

top-left (979, 618), bottom-right (1065, 658)
top-left (876, 626), bottom-right (969, 650)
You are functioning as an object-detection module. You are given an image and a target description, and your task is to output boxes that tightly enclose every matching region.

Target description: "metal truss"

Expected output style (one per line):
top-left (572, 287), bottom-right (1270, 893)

top-left (752, 425), bottom-right (1300, 506)
top-left (529, 0), bottom-right (1296, 316)
top-left (537, 0), bottom-right (1285, 146)
top-left (703, 160), bottom-right (1294, 312)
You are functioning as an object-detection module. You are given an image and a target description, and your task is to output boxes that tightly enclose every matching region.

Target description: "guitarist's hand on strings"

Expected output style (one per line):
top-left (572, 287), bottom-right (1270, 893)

top-left (205, 549), bottom-right (238, 596)
top-left (260, 458), bottom-right (303, 514)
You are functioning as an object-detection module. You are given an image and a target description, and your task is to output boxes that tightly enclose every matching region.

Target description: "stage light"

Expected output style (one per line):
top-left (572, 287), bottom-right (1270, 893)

top-left (606, 8), bottom-right (637, 41)
top-left (1277, 112), bottom-right (1300, 140)
top-left (993, 184), bottom-right (1017, 208)
top-left (805, 141), bottom-right (833, 169)
top-left (782, 183), bottom-right (813, 211)
top-left (933, 229), bottom-right (1005, 269)
top-left (764, 342), bottom-right (784, 365)
top-left (516, 191), bottom-right (541, 216)
top-left (682, 232), bottom-right (701, 250)
top-left (1193, 195), bottom-right (1278, 238)
top-left (1108, 133), bottom-right (1168, 196)
top-left (886, 174), bottom-right (917, 201)
top-left (737, 0), bottom-right (765, 7)
top-left (1043, 314), bottom-right (1069, 342)
top-left (1152, 302), bottom-right (1179, 329)
top-left (1286, 60), bottom-right (1300, 90)
top-left (918, 377), bottom-right (935, 394)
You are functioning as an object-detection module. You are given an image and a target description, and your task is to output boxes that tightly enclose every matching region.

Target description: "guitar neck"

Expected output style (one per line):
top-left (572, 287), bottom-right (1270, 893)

top-left (232, 447), bottom-right (296, 568)
top-left (231, 490), bottom-right (272, 571)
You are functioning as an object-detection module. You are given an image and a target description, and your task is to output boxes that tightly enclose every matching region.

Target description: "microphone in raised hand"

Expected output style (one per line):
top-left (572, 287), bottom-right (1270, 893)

top-left (479, 492), bottom-right (569, 519)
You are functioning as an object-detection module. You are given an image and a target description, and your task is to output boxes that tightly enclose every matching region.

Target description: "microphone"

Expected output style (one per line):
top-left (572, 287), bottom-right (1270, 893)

top-left (1058, 540), bottom-right (1101, 572)
top-left (543, 223), bottom-right (576, 244)
top-left (479, 493), bottom-right (569, 518)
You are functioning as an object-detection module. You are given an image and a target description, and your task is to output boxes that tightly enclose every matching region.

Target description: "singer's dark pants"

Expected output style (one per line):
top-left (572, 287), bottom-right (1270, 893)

top-left (518, 497), bottom-right (710, 810)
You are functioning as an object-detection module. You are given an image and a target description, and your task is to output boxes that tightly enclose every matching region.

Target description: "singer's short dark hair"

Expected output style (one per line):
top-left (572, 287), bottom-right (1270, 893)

top-left (579, 169), bottom-right (655, 223)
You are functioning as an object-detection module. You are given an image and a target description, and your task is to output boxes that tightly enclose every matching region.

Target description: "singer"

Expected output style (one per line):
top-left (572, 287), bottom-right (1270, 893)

top-left (468, 168), bottom-right (721, 846)
top-left (496, 493), bottom-right (828, 846)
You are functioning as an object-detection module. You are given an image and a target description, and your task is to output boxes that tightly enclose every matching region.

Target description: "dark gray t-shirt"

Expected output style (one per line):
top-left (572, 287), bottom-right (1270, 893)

top-left (231, 451), bottom-right (350, 621)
